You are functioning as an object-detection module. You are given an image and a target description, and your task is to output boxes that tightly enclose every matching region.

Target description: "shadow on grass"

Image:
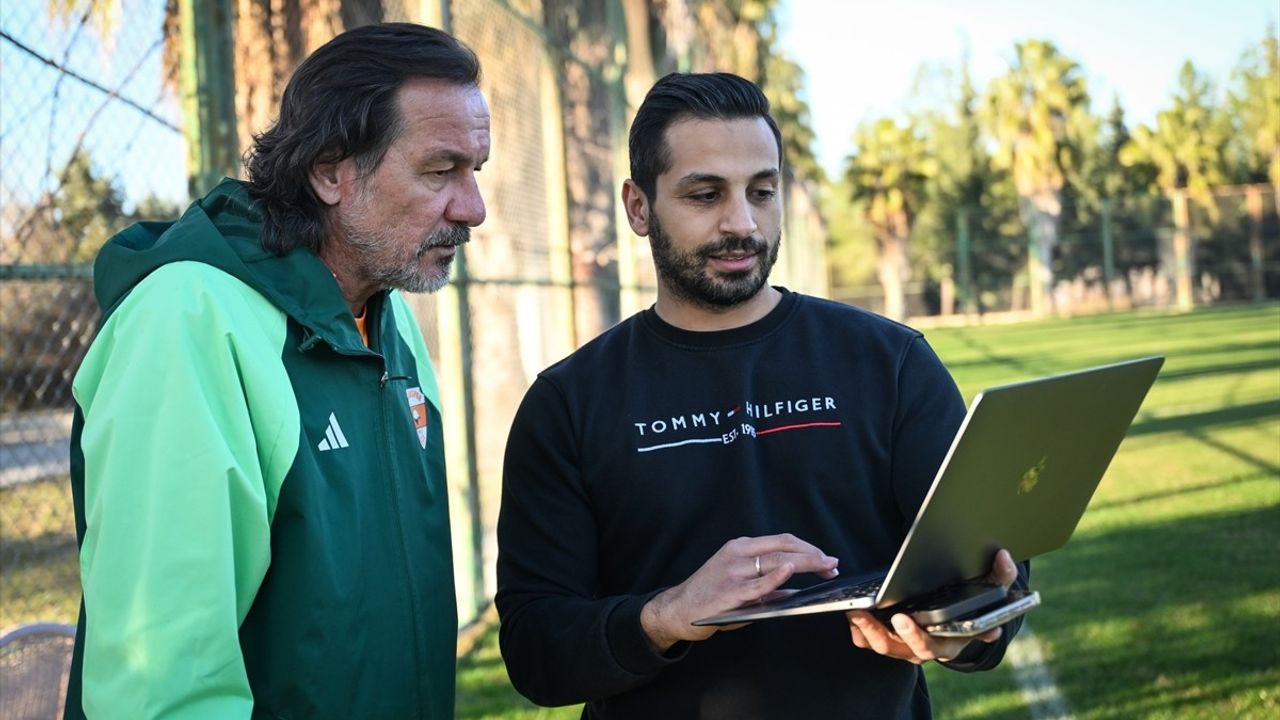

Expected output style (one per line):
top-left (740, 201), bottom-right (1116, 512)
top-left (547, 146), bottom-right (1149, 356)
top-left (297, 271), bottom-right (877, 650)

top-left (1129, 400), bottom-right (1280, 438)
top-left (937, 303), bottom-right (1279, 379)
top-left (1154, 355), bottom-right (1280, 382)
top-left (1032, 505), bottom-right (1280, 719)
top-left (1088, 470), bottom-right (1276, 512)
top-left (0, 531), bottom-right (78, 571)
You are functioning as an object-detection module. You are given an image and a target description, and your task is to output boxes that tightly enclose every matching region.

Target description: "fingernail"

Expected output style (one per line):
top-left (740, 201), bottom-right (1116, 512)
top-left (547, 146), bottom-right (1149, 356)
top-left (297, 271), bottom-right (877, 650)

top-left (892, 616), bottom-right (911, 632)
top-left (830, 567), bottom-right (840, 576)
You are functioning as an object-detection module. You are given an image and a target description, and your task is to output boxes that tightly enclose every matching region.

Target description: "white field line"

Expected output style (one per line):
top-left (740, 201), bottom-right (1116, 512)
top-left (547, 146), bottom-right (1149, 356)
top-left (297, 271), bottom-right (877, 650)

top-left (1006, 624), bottom-right (1072, 720)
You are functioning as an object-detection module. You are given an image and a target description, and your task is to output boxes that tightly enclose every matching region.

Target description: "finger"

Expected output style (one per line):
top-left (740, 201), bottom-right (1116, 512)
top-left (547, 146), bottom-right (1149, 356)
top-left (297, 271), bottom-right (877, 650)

top-left (890, 614), bottom-right (939, 663)
top-left (987, 549), bottom-right (1018, 588)
top-left (847, 615), bottom-right (872, 649)
top-left (745, 561), bottom-right (796, 598)
top-left (853, 613), bottom-right (897, 656)
top-left (847, 612), bottom-right (873, 649)
top-left (760, 550), bottom-right (839, 578)
top-left (734, 533), bottom-right (834, 561)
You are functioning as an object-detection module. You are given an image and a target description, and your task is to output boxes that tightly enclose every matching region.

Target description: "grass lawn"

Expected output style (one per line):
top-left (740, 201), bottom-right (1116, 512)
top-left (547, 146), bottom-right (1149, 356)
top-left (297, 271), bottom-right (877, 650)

top-left (920, 303), bottom-right (1280, 720)
top-left (0, 476), bottom-right (80, 630)
top-left (457, 303), bottom-right (1280, 719)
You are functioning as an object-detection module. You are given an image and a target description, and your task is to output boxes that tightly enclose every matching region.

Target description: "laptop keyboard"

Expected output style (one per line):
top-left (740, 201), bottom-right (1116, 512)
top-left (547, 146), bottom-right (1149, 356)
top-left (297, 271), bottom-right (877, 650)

top-left (775, 576), bottom-right (883, 609)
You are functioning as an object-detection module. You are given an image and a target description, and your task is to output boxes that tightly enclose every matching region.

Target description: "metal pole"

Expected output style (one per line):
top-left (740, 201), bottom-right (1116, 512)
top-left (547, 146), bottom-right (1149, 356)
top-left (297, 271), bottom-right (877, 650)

top-left (1246, 185), bottom-right (1266, 303)
top-left (1101, 199), bottom-right (1115, 310)
top-left (446, 3), bottom-right (485, 618)
top-left (956, 208), bottom-right (974, 314)
top-left (179, 0), bottom-right (239, 198)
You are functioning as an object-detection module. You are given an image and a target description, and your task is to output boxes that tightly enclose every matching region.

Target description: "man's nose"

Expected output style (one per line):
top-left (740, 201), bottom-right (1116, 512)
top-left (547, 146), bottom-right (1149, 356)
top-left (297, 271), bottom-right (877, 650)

top-left (719, 194), bottom-right (757, 238)
top-left (446, 173), bottom-right (487, 227)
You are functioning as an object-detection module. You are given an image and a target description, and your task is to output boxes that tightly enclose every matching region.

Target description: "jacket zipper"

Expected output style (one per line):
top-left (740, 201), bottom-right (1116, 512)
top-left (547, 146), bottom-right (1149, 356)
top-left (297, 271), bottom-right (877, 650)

top-left (379, 364), bottom-right (429, 717)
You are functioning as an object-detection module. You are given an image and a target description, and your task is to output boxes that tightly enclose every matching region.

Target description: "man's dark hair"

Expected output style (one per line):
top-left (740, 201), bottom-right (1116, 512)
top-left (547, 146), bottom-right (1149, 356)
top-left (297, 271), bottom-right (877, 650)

top-left (246, 23), bottom-right (481, 255)
top-left (628, 72), bottom-right (782, 202)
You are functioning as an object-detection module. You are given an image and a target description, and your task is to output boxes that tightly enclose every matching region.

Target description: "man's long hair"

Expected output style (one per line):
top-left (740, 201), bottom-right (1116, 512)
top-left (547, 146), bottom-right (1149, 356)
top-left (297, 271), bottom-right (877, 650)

top-left (627, 72), bottom-right (782, 202)
top-left (245, 23), bottom-right (481, 255)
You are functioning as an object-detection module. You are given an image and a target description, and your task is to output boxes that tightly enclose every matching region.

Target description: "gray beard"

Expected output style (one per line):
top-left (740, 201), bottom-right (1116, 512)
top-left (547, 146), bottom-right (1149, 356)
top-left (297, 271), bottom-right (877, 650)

top-left (347, 223), bottom-right (470, 294)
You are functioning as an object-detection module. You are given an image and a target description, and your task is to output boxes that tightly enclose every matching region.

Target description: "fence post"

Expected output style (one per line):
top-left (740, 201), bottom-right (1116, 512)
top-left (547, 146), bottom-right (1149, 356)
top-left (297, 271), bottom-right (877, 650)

top-left (608, 0), bottom-right (639, 320)
top-left (1027, 223), bottom-right (1045, 317)
top-left (541, 52), bottom-right (576, 350)
top-left (1171, 188), bottom-right (1194, 311)
top-left (425, 1), bottom-right (484, 624)
top-left (956, 208), bottom-right (975, 314)
top-left (1101, 198), bottom-right (1115, 310)
top-left (178, 0), bottom-right (238, 197)
top-left (1246, 185), bottom-right (1266, 303)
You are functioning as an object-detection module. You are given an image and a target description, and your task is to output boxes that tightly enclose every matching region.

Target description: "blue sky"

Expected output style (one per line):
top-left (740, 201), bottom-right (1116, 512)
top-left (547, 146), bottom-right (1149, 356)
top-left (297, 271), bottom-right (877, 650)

top-left (778, 0), bottom-right (1278, 176)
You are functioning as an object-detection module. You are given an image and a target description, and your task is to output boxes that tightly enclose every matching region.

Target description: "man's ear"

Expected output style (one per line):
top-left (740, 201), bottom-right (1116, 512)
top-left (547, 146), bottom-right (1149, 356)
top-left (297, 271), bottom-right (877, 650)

top-left (621, 179), bottom-right (651, 236)
top-left (309, 156), bottom-right (347, 206)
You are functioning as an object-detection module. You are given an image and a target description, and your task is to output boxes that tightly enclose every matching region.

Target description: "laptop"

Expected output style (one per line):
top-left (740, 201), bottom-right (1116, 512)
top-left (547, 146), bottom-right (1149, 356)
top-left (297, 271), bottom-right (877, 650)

top-left (693, 355), bottom-right (1164, 626)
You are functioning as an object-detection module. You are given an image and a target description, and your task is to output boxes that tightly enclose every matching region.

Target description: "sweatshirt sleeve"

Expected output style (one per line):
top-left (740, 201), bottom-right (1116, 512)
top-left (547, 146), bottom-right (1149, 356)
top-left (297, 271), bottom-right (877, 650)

top-left (71, 263), bottom-right (299, 718)
top-left (496, 376), bottom-right (682, 707)
top-left (891, 336), bottom-right (1031, 672)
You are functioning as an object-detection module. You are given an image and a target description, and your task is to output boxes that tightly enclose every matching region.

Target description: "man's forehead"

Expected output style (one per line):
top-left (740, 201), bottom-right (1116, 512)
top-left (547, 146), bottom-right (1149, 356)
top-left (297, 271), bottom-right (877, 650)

top-left (659, 117), bottom-right (778, 185)
top-left (396, 78), bottom-right (490, 121)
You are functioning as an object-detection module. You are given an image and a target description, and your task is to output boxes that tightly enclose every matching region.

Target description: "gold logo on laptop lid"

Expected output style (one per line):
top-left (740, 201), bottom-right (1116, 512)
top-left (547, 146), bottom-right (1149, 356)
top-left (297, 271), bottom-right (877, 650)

top-left (1018, 457), bottom-right (1047, 495)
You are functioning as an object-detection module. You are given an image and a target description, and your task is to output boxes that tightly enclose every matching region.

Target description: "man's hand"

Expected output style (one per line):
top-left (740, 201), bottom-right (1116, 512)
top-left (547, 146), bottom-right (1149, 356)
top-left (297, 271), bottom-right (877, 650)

top-left (640, 534), bottom-right (839, 652)
top-left (846, 548), bottom-right (1019, 664)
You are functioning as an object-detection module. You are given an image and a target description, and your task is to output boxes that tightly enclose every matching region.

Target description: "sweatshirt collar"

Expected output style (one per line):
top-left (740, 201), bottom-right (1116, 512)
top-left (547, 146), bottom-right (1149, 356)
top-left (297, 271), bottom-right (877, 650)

top-left (639, 287), bottom-right (799, 349)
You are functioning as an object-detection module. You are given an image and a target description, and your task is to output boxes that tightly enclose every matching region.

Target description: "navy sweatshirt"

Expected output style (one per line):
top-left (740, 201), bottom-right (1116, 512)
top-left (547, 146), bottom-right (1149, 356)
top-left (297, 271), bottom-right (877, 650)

top-left (496, 289), bottom-right (1027, 719)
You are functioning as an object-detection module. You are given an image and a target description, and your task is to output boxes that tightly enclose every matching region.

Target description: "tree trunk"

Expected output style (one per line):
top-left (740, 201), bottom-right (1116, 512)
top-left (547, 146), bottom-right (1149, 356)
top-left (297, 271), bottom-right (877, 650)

top-left (1246, 184), bottom-right (1265, 303)
top-left (1019, 190), bottom-right (1060, 316)
top-left (233, 0), bottom-right (343, 162)
top-left (1169, 188), bottom-right (1195, 311)
top-left (545, 0), bottom-right (621, 342)
top-left (876, 210), bottom-right (911, 321)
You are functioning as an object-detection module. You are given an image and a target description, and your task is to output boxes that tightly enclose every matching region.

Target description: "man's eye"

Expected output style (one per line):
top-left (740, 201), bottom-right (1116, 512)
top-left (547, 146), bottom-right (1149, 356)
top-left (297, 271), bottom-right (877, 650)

top-left (690, 191), bottom-right (719, 202)
top-left (752, 188), bottom-right (777, 201)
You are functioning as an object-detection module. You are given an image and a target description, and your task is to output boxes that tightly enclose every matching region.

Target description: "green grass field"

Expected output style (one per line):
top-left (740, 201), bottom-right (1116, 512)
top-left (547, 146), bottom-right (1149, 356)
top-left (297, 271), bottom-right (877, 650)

top-left (455, 303), bottom-right (1280, 719)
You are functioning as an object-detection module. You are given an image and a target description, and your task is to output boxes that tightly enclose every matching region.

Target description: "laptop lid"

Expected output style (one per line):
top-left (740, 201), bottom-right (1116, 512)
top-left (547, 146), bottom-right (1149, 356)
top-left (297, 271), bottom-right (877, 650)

top-left (692, 355), bottom-right (1163, 625)
top-left (874, 354), bottom-right (1164, 606)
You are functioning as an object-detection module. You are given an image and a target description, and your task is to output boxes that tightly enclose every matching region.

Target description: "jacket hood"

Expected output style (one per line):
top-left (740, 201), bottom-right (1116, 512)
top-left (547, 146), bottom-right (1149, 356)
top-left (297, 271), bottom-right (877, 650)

top-left (94, 179), bottom-right (361, 346)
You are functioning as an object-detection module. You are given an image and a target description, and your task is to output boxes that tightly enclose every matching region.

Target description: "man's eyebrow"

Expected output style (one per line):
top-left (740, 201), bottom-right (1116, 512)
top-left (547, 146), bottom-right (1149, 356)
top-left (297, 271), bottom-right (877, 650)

top-left (421, 150), bottom-right (486, 167)
top-left (673, 172), bottom-right (727, 190)
top-left (673, 168), bottom-right (780, 190)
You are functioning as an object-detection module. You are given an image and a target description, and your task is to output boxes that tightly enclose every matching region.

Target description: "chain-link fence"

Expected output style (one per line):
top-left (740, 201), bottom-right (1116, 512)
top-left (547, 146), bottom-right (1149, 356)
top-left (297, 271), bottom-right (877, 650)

top-left (2, 0), bottom-right (187, 630)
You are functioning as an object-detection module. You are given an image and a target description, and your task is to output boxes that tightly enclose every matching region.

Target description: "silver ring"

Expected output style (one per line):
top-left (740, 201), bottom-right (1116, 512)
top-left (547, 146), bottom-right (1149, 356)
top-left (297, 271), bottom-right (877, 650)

top-left (754, 555), bottom-right (763, 577)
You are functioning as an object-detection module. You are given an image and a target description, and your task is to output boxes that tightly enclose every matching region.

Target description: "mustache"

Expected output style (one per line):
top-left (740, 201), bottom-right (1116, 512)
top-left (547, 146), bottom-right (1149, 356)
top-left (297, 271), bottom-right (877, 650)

top-left (418, 224), bottom-right (471, 256)
top-left (698, 234), bottom-right (767, 258)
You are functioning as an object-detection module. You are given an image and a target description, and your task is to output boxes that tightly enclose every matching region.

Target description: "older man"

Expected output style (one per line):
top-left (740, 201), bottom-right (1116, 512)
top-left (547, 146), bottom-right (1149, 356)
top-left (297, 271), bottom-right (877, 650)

top-left (67, 23), bottom-right (487, 719)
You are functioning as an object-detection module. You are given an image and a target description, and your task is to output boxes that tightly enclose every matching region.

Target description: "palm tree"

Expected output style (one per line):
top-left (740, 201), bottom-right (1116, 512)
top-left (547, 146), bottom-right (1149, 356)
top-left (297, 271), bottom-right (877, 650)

top-left (1120, 61), bottom-right (1229, 310)
top-left (1229, 25), bottom-right (1280, 210)
top-left (985, 40), bottom-right (1090, 315)
top-left (845, 118), bottom-right (933, 320)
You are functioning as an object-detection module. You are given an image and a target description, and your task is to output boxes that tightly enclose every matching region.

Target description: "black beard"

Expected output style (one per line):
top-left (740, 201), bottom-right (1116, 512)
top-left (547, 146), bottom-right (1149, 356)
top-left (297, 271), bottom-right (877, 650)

top-left (648, 213), bottom-right (781, 309)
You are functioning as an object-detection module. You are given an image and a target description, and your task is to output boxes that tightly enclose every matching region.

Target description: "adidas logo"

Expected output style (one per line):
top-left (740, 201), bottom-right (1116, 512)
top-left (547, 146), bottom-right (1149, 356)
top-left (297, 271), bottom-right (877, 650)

top-left (317, 412), bottom-right (349, 452)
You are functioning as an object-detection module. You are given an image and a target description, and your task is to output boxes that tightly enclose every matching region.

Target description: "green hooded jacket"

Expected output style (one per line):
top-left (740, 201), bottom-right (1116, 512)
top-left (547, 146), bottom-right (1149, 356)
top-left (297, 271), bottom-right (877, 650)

top-left (65, 179), bottom-right (457, 719)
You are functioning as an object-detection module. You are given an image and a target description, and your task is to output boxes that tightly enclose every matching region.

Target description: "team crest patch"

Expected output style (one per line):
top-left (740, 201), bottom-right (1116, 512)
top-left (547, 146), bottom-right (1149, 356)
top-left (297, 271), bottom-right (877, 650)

top-left (406, 387), bottom-right (428, 448)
